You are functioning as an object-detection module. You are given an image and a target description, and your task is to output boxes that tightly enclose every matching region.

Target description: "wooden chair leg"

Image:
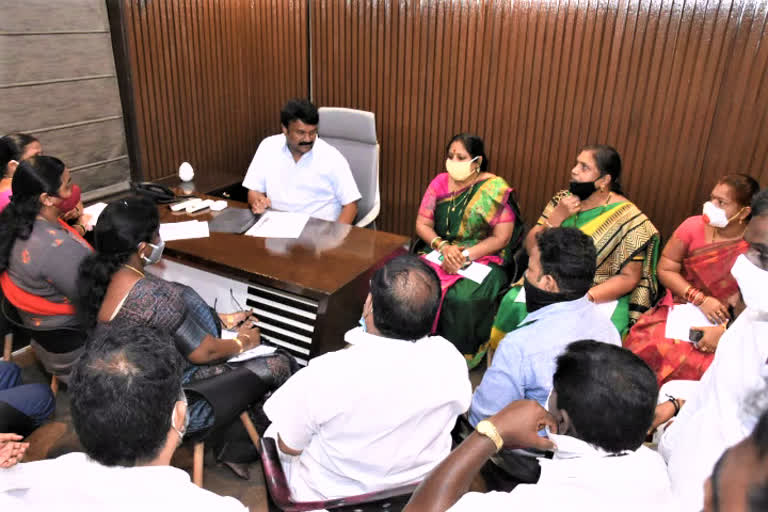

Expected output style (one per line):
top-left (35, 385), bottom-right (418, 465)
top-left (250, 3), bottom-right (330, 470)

top-left (240, 412), bottom-right (260, 447)
top-left (193, 442), bottom-right (205, 487)
top-left (50, 375), bottom-right (58, 396)
top-left (3, 333), bottom-right (11, 361)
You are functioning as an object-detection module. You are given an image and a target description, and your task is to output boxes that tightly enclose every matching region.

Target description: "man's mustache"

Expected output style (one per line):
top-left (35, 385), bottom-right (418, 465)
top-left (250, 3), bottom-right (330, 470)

top-left (299, 141), bottom-right (314, 146)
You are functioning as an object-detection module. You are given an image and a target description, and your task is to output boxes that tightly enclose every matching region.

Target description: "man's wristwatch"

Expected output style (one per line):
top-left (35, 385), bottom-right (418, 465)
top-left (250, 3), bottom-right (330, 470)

top-left (475, 419), bottom-right (504, 452)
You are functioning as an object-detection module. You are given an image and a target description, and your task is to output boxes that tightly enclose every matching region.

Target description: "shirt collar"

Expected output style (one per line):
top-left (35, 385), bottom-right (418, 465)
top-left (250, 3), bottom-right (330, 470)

top-left (343, 326), bottom-right (422, 346)
top-left (524, 295), bottom-right (591, 323)
top-left (547, 430), bottom-right (631, 460)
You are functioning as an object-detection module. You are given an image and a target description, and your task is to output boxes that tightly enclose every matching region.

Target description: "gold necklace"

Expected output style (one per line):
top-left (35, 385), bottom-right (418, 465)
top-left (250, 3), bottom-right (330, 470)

top-left (123, 264), bottom-right (145, 278)
top-left (446, 173), bottom-right (480, 236)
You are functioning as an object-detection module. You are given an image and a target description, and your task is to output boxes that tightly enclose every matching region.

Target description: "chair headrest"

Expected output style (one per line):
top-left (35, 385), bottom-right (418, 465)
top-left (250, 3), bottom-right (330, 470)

top-left (318, 107), bottom-right (377, 145)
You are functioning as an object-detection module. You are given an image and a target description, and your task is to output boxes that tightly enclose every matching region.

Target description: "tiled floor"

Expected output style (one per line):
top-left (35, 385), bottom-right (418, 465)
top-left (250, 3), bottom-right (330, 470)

top-left (16, 352), bottom-right (488, 512)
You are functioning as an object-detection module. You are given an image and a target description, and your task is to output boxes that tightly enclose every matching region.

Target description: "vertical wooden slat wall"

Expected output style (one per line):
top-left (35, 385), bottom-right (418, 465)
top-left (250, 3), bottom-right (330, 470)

top-left (121, 0), bottom-right (308, 182)
top-left (311, 0), bottom-right (768, 238)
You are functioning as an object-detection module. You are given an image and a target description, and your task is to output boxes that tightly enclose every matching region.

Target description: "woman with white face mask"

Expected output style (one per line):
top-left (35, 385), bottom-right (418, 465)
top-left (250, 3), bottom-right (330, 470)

top-left (625, 174), bottom-right (759, 385)
top-left (414, 133), bottom-right (524, 368)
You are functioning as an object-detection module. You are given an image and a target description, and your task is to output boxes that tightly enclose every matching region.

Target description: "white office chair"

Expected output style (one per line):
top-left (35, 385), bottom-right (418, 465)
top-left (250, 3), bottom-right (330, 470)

top-left (318, 107), bottom-right (380, 228)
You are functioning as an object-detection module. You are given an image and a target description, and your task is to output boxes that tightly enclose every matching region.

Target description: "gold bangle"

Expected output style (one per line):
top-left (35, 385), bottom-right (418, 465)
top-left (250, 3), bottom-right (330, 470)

top-left (233, 337), bottom-right (245, 354)
top-left (430, 236), bottom-right (442, 250)
top-left (239, 333), bottom-right (251, 341)
top-left (437, 240), bottom-right (449, 251)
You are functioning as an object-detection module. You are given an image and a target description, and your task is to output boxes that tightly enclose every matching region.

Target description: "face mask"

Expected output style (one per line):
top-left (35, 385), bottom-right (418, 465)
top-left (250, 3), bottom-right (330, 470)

top-left (358, 314), bottom-right (367, 333)
top-left (702, 201), bottom-right (744, 228)
top-left (140, 239), bottom-right (165, 265)
top-left (445, 156), bottom-right (479, 182)
top-left (56, 184), bottom-right (81, 213)
top-left (731, 254), bottom-right (768, 312)
top-left (523, 275), bottom-right (584, 313)
top-left (568, 180), bottom-right (597, 201)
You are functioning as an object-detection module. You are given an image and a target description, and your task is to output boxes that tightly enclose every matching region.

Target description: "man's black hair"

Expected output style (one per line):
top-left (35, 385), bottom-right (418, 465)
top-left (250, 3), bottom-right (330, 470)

top-left (536, 227), bottom-right (596, 295)
top-left (280, 98), bottom-right (319, 127)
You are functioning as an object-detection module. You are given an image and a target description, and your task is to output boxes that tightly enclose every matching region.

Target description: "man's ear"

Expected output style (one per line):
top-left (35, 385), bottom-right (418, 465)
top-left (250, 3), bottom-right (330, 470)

top-left (172, 400), bottom-right (187, 433)
top-left (7, 160), bottom-right (19, 175)
top-left (558, 408), bottom-right (574, 437)
top-left (281, 124), bottom-right (288, 136)
top-left (539, 274), bottom-right (560, 293)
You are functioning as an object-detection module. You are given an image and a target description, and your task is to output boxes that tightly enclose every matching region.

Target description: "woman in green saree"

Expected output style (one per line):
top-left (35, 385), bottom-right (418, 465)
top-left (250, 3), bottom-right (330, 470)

top-left (489, 145), bottom-right (660, 350)
top-left (415, 134), bottom-right (524, 368)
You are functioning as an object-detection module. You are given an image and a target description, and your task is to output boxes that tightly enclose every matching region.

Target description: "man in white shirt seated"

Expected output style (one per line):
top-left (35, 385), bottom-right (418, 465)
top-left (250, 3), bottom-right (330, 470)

top-left (263, 255), bottom-right (473, 501)
top-left (658, 188), bottom-right (768, 510)
top-left (404, 340), bottom-right (672, 512)
top-left (470, 227), bottom-right (620, 426)
top-left (0, 324), bottom-right (246, 512)
top-left (242, 98), bottom-right (361, 223)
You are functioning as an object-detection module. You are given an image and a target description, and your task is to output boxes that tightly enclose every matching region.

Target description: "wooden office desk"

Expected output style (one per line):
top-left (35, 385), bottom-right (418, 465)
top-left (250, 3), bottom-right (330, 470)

top-left (155, 199), bottom-right (408, 363)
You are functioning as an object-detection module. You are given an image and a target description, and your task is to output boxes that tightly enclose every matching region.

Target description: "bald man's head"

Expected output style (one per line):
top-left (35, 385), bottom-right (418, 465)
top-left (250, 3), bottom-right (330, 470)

top-left (369, 255), bottom-right (441, 340)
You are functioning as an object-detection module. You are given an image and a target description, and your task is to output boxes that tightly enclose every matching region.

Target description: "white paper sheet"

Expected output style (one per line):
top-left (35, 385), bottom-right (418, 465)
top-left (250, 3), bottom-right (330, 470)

top-left (665, 303), bottom-right (717, 342)
top-left (82, 202), bottom-right (108, 229)
top-left (424, 250), bottom-right (493, 284)
top-left (244, 211), bottom-right (309, 239)
top-left (222, 329), bottom-right (277, 362)
top-left (159, 220), bottom-right (210, 241)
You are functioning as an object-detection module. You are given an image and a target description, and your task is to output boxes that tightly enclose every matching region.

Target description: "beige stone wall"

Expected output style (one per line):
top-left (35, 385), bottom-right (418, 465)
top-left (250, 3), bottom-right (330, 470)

top-left (0, 0), bottom-right (130, 200)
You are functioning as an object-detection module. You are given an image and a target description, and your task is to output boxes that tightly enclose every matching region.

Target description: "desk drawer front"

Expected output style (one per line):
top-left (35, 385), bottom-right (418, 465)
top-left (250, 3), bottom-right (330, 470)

top-left (246, 284), bottom-right (318, 364)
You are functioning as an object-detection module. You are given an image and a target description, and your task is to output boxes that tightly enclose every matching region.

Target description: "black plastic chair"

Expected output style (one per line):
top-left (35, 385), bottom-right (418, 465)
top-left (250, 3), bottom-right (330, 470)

top-left (1, 296), bottom-right (87, 392)
top-left (183, 366), bottom-right (269, 487)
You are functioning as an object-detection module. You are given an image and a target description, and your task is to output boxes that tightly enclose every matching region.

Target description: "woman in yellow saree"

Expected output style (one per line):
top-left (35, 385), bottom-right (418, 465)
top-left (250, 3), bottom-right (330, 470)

top-left (489, 145), bottom-right (660, 349)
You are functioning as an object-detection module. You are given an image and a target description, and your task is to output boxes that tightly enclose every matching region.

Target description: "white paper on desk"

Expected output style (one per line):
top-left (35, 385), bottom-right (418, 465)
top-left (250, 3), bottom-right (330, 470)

top-left (83, 202), bottom-right (108, 229)
top-left (665, 303), bottom-right (716, 342)
top-left (222, 329), bottom-right (277, 362)
top-left (244, 211), bottom-right (309, 239)
top-left (159, 220), bottom-right (210, 241)
top-left (424, 250), bottom-right (493, 284)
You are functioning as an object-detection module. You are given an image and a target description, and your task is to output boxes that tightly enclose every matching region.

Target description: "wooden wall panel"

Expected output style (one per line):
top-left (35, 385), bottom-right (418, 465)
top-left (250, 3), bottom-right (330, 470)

top-left (119, 0), bottom-right (308, 183)
top-left (311, 0), bottom-right (768, 238)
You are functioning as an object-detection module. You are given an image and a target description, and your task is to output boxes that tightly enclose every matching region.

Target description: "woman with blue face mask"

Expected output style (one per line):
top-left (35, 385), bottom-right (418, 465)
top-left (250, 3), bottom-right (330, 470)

top-left (625, 174), bottom-right (759, 385)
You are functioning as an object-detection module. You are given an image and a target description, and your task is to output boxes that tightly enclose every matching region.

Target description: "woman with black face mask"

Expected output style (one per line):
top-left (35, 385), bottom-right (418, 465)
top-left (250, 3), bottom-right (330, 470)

top-left (487, 145), bottom-right (660, 349)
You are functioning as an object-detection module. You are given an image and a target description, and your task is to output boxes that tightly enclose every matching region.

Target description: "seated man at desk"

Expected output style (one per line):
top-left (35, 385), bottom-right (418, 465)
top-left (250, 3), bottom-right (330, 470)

top-left (242, 98), bottom-right (361, 224)
top-left (263, 255), bottom-right (472, 501)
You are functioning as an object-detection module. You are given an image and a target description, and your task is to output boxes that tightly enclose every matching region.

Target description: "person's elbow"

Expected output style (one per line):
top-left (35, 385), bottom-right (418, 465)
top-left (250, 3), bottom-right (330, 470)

top-left (278, 434), bottom-right (303, 456)
top-left (337, 201), bottom-right (358, 224)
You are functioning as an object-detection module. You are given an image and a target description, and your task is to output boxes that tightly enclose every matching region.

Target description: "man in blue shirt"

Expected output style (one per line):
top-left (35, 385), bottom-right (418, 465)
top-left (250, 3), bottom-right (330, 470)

top-left (469, 227), bottom-right (620, 426)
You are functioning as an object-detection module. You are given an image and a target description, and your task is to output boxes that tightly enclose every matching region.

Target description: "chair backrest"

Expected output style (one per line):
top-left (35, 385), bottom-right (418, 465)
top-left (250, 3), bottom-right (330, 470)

top-left (0, 297), bottom-right (85, 354)
top-left (318, 107), bottom-right (380, 227)
top-left (260, 436), bottom-right (419, 511)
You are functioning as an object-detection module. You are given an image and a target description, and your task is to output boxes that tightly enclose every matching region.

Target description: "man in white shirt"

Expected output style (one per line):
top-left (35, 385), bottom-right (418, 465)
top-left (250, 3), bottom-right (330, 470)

top-left (0, 324), bottom-right (246, 512)
top-left (263, 255), bottom-right (472, 501)
top-left (659, 188), bottom-right (768, 510)
top-left (404, 340), bottom-right (672, 512)
top-left (242, 99), bottom-right (361, 223)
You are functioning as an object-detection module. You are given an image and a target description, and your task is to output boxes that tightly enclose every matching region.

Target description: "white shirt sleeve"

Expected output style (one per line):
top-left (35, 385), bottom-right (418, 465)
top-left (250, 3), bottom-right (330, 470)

top-left (331, 152), bottom-right (362, 206)
top-left (262, 365), bottom-right (321, 452)
top-left (241, 138), bottom-right (271, 192)
top-left (447, 490), bottom-right (526, 511)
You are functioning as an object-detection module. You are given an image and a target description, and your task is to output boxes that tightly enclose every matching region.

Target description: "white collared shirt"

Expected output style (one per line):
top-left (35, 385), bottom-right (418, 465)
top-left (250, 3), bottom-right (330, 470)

top-left (0, 452), bottom-right (247, 512)
top-left (242, 134), bottom-right (361, 221)
top-left (659, 307), bottom-right (768, 509)
top-left (263, 328), bottom-right (472, 501)
top-left (448, 434), bottom-right (673, 511)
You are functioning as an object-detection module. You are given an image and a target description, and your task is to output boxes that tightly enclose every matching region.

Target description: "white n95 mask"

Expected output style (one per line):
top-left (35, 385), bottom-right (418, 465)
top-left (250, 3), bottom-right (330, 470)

top-left (731, 254), bottom-right (768, 312)
top-left (445, 156), bottom-right (479, 182)
top-left (703, 201), bottom-right (729, 228)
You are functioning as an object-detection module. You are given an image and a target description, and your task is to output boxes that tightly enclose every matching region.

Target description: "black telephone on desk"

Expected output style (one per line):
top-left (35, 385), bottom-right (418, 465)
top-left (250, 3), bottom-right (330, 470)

top-left (132, 182), bottom-right (177, 203)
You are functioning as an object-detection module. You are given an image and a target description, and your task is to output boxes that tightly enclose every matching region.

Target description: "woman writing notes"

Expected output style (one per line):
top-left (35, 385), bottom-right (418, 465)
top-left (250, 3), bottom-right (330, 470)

top-left (415, 134), bottom-right (524, 367)
top-left (489, 145), bottom-right (660, 349)
top-left (625, 174), bottom-right (759, 384)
